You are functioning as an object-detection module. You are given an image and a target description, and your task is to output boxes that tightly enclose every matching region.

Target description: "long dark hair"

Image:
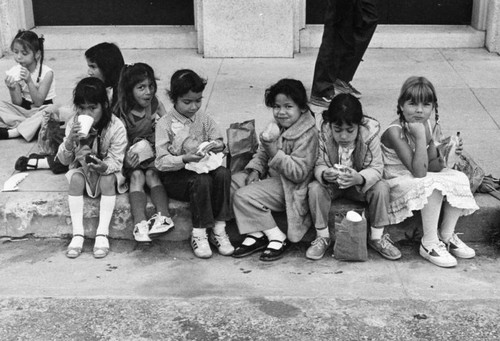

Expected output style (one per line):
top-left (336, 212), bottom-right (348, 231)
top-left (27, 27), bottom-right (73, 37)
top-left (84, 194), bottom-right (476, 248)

top-left (11, 30), bottom-right (45, 82)
top-left (114, 63), bottom-right (157, 121)
top-left (73, 77), bottom-right (112, 132)
top-left (85, 42), bottom-right (125, 106)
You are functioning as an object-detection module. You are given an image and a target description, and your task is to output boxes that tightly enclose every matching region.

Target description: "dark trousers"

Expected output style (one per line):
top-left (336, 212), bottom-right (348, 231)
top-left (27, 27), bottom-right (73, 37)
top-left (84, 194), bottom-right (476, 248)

top-left (311, 0), bottom-right (378, 97)
top-left (160, 166), bottom-right (232, 229)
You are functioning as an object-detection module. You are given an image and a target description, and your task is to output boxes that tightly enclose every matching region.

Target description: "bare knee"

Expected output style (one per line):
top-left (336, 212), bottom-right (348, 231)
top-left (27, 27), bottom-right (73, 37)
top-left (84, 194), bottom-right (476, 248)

top-left (145, 169), bottom-right (161, 187)
top-left (69, 173), bottom-right (86, 196)
top-left (100, 174), bottom-right (116, 195)
top-left (130, 170), bottom-right (145, 191)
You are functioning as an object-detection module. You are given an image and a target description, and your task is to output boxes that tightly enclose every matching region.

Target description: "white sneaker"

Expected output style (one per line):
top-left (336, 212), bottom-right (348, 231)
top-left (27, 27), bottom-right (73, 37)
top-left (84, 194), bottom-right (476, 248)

top-left (133, 220), bottom-right (151, 242)
top-left (442, 233), bottom-right (476, 259)
top-left (148, 213), bottom-right (174, 238)
top-left (419, 242), bottom-right (457, 268)
top-left (191, 233), bottom-right (212, 259)
top-left (209, 231), bottom-right (235, 256)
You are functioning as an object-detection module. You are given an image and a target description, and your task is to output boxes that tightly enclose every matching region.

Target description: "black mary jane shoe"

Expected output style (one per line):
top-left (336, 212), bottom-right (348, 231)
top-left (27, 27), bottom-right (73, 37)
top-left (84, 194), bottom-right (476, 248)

top-left (259, 239), bottom-right (290, 262)
top-left (232, 235), bottom-right (268, 258)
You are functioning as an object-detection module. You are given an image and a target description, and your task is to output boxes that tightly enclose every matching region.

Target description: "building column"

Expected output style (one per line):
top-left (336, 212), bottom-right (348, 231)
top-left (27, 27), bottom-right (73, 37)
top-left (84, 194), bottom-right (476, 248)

top-left (0, 0), bottom-right (34, 57)
top-left (485, 0), bottom-right (500, 53)
top-left (195, 0), bottom-right (304, 58)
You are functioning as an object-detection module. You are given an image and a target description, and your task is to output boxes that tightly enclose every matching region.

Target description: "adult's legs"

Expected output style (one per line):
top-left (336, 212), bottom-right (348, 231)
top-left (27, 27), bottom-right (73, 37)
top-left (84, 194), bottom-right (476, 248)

top-left (338, 0), bottom-right (378, 83)
top-left (311, 0), bottom-right (356, 98)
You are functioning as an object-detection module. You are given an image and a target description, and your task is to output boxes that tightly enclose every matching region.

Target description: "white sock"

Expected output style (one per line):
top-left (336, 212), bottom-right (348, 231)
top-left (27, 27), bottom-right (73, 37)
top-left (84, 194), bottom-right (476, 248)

top-left (27, 158), bottom-right (50, 169)
top-left (213, 220), bottom-right (226, 235)
top-left (316, 227), bottom-right (330, 238)
top-left (68, 195), bottom-right (84, 248)
top-left (95, 195), bottom-right (115, 247)
top-left (370, 226), bottom-right (384, 240)
top-left (8, 128), bottom-right (20, 138)
top-left (263, 226), bottom-right (286, 250)
top-left (242, 232), bottom-right (264, 246)
top-left (192, 227), bottom-right (207, 238)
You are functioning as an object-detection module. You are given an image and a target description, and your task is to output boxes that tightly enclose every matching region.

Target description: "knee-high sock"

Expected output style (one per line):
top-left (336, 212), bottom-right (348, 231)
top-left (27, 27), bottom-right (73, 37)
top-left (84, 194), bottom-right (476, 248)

top-left (129, 191), bottom-right (147, 224)
top-left (68, 195), bottom-right (84, 236)
top-left (96, 195), bottom-right (116, 236)
top-left (150, 185), bottom-right (170, 217)
top-left (420, 190), bottom-right (443, 247)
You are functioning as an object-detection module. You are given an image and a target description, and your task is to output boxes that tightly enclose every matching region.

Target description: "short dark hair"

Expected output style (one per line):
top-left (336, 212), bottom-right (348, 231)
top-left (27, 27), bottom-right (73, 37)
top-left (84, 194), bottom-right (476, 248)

top-left (168, 69), bottom-right (207, 103)
top-left (322, 93), bottom-right (364, 126)
top-left (73, 77), bottom-right (111, 131)
top-left (264, 78), bottom-right (310, 111)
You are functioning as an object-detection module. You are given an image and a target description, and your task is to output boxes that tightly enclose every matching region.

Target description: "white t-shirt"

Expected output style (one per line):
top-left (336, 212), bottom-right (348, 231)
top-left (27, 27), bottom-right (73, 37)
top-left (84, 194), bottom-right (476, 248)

top-left (21, 64), bottom-right (56, 104)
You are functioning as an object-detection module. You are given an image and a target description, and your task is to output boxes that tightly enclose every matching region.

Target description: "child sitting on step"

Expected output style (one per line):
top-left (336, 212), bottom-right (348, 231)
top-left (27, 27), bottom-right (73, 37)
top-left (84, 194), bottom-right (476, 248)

top-left (155, 69), bottom-right (233, 259)
top-left (381, 76), bottom-right (478, 268)
top-left (307, 93), bottom-right (400, 261)
top-left (231, 78), bottom-right (319, 261)
top-left (1, 30), bottom-right (55, 141)
top-left (57, 77), bottom-right (128, 259)
top-left (115, 63), bottom-right (174, 242)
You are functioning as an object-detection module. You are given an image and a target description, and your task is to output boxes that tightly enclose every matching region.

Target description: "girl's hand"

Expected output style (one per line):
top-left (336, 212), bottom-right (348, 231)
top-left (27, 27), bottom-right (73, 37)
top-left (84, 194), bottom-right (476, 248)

top-left (245, 169), bottom-right (260, 185)
top-left (259, 134), bottom-right (278, 158)
top-left (337, 167), bottom-right (363, 189)
top-left (322, 167), bottom-right (340, 183)
top-left (88, 156), bottom-right (108, 174)
top-left (206, 140), bottom-right (224, 154)
top-left (406, 122), bottom-right (427, 140)
top-left (75, 145), bottom-right (92, 162)
top-left (4, 75), bottom-right (18, 90)
top-left (182, 151), bottom-right (204, 164)
top-left (125, 151), bottom-right (140, 169)
top-left (19, 66), bottom-right (31, 83)
top-left (65, 121), bottom-right (83, 149)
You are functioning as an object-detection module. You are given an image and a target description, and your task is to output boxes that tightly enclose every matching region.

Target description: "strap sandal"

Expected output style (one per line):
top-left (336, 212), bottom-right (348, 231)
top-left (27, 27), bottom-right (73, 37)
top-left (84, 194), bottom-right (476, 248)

top-left (66, 234), bottom-right (84, 259)
top-left (14, 155), bottom-right (42, 171)
top-left (93, 234), bottom-right (109, 259)
top-left (259, 239), bottom-right (290, 262)
top-left (232, 234), bottom-right (268, 258)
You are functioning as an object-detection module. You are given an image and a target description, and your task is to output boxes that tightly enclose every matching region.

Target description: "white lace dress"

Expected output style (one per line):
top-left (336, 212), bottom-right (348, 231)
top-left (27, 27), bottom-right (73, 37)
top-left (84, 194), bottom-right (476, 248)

top-left (381, 123), bottom-right (479, 225)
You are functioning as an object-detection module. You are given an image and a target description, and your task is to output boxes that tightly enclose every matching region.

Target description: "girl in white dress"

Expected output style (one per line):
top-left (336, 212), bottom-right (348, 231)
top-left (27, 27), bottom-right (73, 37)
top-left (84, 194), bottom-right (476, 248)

top-left (380, 76), bottom-right (479, 268)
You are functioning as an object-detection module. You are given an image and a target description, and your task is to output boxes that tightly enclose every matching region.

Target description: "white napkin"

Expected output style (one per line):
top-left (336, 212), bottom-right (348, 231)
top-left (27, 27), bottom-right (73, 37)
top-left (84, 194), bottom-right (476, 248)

top-left (5, 65), bottom-right (22, 82)
top-left (2, 173), bottom-right (29, 192)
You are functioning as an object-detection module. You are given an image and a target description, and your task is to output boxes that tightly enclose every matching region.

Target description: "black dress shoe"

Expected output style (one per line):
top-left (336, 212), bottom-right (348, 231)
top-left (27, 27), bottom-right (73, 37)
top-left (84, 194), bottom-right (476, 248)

top-left (259, 239), bottom-right (289, 262)
top-left (232, 235), bottom-right (268, 258)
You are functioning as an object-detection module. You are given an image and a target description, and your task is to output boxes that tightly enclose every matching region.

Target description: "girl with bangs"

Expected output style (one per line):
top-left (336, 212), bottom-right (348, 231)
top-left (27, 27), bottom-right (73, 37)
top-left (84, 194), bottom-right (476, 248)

top-left (57, 77), bottom-right (128, 259)
top-left (115, 63), bottom-right (173, 243)
top-left (381, 76), bottom-right (479, 268)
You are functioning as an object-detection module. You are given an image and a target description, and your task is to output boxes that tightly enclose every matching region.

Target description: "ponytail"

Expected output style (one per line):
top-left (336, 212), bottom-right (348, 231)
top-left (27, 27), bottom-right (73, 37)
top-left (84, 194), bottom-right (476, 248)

top-left (37, 35), bottom-right (45, 82)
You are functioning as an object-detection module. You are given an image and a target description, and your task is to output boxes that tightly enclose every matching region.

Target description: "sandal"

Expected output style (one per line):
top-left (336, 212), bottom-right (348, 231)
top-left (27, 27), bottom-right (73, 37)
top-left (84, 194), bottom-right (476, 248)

top-left (93, 234), bottom-right (109, 259)
top-left (259, 239), bottom-right (289, 262)
top-left (232, 234), bottom-right (268, 258)
top-left (66, 234), bottom-right (84, 259)
top-left (14, 153), bottom-right (46, 171)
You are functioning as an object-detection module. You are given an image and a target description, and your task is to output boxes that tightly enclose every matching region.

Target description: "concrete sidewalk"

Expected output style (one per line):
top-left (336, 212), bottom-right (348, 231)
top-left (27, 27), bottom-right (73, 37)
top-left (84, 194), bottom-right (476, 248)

top-left (0, 238), bottom-right (499, 340)
top-left (0, 47), bottom-right (500, 243)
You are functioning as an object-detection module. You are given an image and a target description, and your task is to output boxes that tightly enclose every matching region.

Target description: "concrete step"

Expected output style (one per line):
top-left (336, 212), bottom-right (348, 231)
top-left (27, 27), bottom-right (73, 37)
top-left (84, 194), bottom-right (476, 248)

top-left (33, 24), bottom-right (485, 51)
top-left (1, 187), bottom-right (499, 245)
top-left (300, 25), bottom-right (486, 49)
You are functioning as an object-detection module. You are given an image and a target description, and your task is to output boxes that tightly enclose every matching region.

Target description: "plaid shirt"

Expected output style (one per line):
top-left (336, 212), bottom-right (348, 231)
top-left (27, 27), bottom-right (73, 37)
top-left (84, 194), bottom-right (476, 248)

top-left (155, 107), bottom-right (223, 171)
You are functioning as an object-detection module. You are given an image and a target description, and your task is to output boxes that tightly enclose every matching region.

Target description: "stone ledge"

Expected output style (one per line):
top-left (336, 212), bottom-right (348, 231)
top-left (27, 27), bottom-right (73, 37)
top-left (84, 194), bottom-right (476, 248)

top-left (1, 191), bottom-right (498, 244)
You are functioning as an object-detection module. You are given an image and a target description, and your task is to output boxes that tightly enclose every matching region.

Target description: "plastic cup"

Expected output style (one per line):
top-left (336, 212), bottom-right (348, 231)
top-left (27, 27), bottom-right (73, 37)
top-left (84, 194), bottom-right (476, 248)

top-left (77, 115), bottom-right (94, 136)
